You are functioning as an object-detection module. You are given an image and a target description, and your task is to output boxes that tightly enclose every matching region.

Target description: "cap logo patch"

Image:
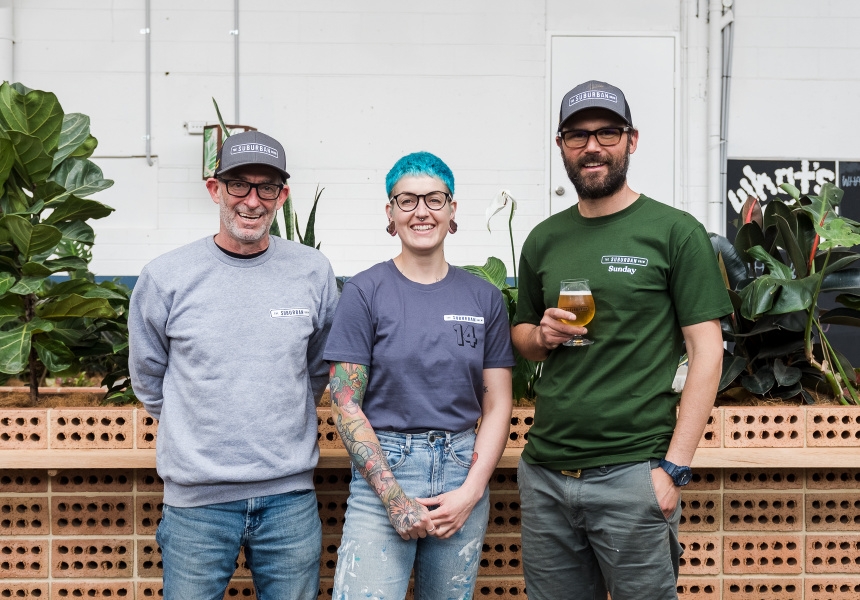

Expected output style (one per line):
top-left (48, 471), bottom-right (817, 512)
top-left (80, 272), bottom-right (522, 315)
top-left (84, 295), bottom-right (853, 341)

top-left (569, 91), bottom-right (618, 106)
top-left (231, 143), bottom-right (279, 158)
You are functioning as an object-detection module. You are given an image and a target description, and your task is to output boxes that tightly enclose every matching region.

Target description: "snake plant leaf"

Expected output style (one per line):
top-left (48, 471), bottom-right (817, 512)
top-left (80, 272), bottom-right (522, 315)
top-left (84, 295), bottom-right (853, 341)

top-left (7, 130), bottom-right (54, 185)
top-left (780, 182), bottom-right (801, 201)
top-left (819, 307), bottom-right (860, 327)
top-left (835, 294), bottom-right (860, 310)
top-left (747, 245), bottom-right (793, 280)
top-left (718, 354), bottom-right (748, 391)
top-left (822, 269), bottom-right (860, 294)
top-left (734, 222), bottom-right (766, 263)
top-left (43, 196), bottom-right (114, 224)
top-left (773, 215), bottom-right (807, 278)
top-left (0, 83), bottom-right (63, 154)
top-left (710, 233), bottom-right (748, 289)
top-left (51, 114), bottom-right (91, 170)
top-left (55, 220), bottom-right (95, 245)
top-left (33, 337), bottom-right (75, 373)
top-left (773, 358), bottom-right (803, 387)
top-left (0, 318), bottom-right (55, 374)
top-left (48, 158), bottom-right (113, 201)
top-left (742, 365), bottom-right (776, 395)
top-left (36, 294), bottom-right (116, 320)
top-left (770, 275), bottom-right (819, 314)
top-left (461, 257), bottom-right (508, 290)
top-left (0, 215), bottom-right (63, 258)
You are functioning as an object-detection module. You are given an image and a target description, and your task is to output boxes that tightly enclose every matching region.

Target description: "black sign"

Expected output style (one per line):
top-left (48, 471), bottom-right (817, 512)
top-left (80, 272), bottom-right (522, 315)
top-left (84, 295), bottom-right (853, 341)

top-left (838, 161), bottom-right (860, 226)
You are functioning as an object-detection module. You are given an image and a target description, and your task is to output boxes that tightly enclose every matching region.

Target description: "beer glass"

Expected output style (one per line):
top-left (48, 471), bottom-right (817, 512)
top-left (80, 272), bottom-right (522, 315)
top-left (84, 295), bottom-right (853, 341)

top-left (558, 279), bottom-right (595, 346)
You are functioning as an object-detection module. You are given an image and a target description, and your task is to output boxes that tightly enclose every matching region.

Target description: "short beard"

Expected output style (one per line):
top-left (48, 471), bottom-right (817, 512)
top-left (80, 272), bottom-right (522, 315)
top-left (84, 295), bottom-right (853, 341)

top-left (219, 193), bottom-right (273, 244)
top-left (562, 139), bottom-right (631, 200)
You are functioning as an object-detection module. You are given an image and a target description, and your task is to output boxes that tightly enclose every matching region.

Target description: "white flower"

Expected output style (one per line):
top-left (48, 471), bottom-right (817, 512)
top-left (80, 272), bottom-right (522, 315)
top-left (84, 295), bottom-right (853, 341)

top-left (485, 190), bottom-right (517, 232)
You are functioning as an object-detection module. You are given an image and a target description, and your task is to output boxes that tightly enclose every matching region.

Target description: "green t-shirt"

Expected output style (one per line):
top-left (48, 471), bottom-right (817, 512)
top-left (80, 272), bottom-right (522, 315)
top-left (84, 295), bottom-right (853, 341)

top-left (514, 195), bottom-right (732, 470)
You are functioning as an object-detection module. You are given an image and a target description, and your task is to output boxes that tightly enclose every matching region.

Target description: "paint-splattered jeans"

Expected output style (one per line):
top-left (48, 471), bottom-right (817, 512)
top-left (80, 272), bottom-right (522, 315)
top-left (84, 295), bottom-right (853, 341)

top-left (333, 428), bottom-right (489, 600)
top-left (518, 458), bottom-right (682, 600)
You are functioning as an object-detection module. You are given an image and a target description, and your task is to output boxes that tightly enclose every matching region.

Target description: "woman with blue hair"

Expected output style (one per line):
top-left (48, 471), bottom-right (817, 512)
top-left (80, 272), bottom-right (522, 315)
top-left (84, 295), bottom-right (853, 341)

top-left (324, 151), bottom-right (514, 599)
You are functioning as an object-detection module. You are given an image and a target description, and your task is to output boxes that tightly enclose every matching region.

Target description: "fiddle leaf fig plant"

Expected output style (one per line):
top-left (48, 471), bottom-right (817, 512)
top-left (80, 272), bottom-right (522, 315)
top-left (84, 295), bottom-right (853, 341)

top-left (712, 182), bottom-right (860, 405)
top-left (0, 81), bottom-right (133, 404)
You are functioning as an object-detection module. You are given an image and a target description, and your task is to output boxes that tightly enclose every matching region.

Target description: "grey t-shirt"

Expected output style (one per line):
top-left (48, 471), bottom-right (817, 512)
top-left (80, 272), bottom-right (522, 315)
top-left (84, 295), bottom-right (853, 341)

top-left (324, 260), bottom-right (515, 433)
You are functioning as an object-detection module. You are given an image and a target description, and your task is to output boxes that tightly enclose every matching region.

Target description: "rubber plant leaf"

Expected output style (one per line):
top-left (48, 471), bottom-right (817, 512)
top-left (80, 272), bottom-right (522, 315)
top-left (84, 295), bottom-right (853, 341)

top-left (746, 245), bottom-right (793, 280)
top-left (734, 222), bottom-right (766, 263)
top-left (822, 269), bottom-right (860, 294)
top-left (709, 233), bottom-right (748, 290)
top-left (741, 365), bottom-right (776, 395)
top-left (718, 354), bottom-right (747, 392)
top-left (819, 307), bottom-right (860, 327)
top-left (835, 294), bottom-right (860, 310)
top-left (773, 214), bottom-right (807, 278)
top-left (773, 358), bottom-right (803, 387)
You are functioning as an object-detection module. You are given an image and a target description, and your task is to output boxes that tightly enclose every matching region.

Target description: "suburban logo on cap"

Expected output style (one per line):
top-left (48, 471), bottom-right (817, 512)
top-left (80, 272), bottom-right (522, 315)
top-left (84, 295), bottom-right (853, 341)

top-left (231, 143), bottom-right (279, 158)
top-left (570, 91), bottom-right (618, 106)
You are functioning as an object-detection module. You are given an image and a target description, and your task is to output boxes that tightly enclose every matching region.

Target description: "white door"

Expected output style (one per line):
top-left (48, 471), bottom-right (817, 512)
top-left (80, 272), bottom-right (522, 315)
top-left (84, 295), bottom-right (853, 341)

top-left (549, 35), bottom-right (677, 214)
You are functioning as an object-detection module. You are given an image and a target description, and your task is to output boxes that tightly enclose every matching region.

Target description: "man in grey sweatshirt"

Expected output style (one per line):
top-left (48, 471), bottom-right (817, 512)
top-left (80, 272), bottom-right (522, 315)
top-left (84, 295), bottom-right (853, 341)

top-left (129, 130), bottom-right (338, 600)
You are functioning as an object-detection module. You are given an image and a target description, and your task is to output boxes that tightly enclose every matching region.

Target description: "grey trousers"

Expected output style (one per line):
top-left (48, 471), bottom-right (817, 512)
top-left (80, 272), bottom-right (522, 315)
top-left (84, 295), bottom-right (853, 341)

top-left (518, 458), bottom-right (682, 600)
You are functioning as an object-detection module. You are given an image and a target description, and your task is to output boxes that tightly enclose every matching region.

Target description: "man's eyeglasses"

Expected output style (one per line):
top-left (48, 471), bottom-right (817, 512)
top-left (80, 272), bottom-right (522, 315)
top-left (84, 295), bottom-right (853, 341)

top-left (217, 178), bottom-right (284, 201)
top-left (557, 126), bottom-right (632, 150)
top-left (390, 192), bottom-right (452, 212)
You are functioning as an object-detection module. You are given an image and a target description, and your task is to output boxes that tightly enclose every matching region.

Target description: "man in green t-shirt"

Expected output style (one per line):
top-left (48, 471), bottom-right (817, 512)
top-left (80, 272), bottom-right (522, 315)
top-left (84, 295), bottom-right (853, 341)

top-left (512, 80), bottom-right (731, 600)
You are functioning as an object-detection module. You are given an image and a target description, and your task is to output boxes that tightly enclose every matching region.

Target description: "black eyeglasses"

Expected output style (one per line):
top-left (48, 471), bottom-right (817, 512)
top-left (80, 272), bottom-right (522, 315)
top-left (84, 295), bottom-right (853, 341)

top-left (557, 126), bottom-right (632, 150)
top-left (217, 178), bottom-right (284, 201)
top-left (390, 191), bottom-right (452, 212)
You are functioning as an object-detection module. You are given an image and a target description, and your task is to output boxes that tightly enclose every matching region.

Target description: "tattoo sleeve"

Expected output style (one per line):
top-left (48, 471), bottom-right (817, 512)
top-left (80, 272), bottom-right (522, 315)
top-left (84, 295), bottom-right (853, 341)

top-left (329, 362), bottom-right (424, 533)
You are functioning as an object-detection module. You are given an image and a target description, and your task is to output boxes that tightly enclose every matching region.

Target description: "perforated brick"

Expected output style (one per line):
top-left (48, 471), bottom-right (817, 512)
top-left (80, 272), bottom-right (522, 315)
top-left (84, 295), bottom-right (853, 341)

top-left (224, 580), bottom-right (256, 598)
top-left (52, 539), bottom-right (132, 578)
top-left (0, 581), bottom-right (49, 598)
top-left (808, 468), bottom-right (860, 489)
top-left (677, 577), bottom-right (719, 599)
top-left (807, 407), bottom-right (860, 447)
top-left (137, 409), bottom-right (158, 449)
top-left (806, 535), bottom-right (860, 573)
top-left (487, 494), bottom-right (521, 534)
top-left (479, 536), bottom-right (522, 576)
top-left (687, 469), bottom-right (720, 491)
top-left (50, 409), bottom-right (133, 449)
top-left (316, 408), bottom-right (341, 449)
top-left (51, 580), bottom-right (134, 599)
top-left (319, 579), bottom-right (334, 600)
top-left (234, 546), bottom-right (251, 578)
top-left (137, 582), bottom-right (163, 598)
top-left (317, 493), bottom-right (348, 534)
top-left (137, 539), bottom-right (162, 577)
top-left (697, 409), bottom-right (721, 448)
top-left (313, 469), bottom-right (351, 491)
top-left (473, 577), bottom-right (527, 599)
top-left (678, 534), bottom-right (720, 575)
top-left (51, 469), bottom-right (133, 492)
top-left (0, 497), bottom-right (49, 535)
top-left (0, 470), bottom-right (48, 493)
top-left (807, 493), bottom-right (860, 531)
top-left (51, 496), bottom-right (133, 535)
top-left (136, 469), bottom-right (164, 492)
top-left (321, 536), bottom-right (339, 577)
top-left (135, 495), bottom-right (163, 535)
top-left (506, 408), bottom-right (532, 448)
top-left (0, 409), bottom-right (47, 449)
top-left (0, 538), bottom-right (48, 578)
top-left (488, 469), bottom-right (518, 491)
top-left (724, 493), bottom-right (802, 531)
top-left (723, 578), bottom-right (802, 599)
top-left (679, 493), bottom-right (720, 531)
top-left (724, 535), bottom-right (802, 574)
top-left (805, 577), bottom-right (860, 599)
top-left (725, 469), bottom-right (803, 489)
top-left (724, 408), bottom-right (803, 447)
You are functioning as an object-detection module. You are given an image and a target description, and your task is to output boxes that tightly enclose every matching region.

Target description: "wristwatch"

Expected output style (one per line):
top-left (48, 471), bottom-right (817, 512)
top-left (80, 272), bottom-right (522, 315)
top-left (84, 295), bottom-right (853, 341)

top-left (659, 459), bottom-right (692, 486)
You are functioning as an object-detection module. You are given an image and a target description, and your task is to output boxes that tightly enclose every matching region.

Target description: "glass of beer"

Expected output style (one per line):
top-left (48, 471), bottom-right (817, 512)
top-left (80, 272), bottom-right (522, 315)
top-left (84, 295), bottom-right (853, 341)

top-left (558, 279), bottom-right (595, 346)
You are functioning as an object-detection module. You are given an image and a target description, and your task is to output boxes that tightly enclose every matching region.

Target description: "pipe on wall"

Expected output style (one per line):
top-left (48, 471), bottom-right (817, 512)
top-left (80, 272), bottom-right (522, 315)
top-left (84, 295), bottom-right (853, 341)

top-left (707, 0), bottom-right (734, 234)
top-left (0, 0), bottom-right (13, 84)
top-left (143, 0), bottom-right (153, 166)
top-left (232, 0), bottom-right (239, 123)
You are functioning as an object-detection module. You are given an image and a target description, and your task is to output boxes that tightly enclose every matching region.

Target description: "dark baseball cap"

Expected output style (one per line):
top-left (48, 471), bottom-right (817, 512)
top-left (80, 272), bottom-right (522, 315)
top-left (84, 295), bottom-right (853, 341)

top-left (214, 130), bottom-right (290, 181)
top-left (558, 80), bottom-right (633, 131)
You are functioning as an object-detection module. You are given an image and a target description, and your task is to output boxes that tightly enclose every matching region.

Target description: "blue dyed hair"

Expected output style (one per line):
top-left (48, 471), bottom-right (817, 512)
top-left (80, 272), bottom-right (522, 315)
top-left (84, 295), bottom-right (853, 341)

top-left (385, 152), bottom-right (455, 197)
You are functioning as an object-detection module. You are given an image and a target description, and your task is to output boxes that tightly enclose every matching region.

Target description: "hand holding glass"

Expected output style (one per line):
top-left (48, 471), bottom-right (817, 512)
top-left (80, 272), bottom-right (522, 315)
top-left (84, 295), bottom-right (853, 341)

top-left (558, 279), bottom-right (595, 346)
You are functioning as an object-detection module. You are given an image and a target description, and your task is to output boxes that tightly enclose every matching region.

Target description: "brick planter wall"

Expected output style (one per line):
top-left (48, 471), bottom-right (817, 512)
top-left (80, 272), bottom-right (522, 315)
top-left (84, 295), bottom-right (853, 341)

top-left (1, 405), bottom-right (859, 599)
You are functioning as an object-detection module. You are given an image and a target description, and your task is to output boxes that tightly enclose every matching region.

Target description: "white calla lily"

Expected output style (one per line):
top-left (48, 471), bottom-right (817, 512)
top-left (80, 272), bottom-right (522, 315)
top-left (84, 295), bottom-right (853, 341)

top-left (485, 189), bottom-right (517, 232)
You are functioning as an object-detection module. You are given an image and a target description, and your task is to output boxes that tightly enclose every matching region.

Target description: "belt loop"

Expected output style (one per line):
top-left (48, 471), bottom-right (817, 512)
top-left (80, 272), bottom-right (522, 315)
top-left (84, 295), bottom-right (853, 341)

top-left (444, 431), bottom-right (452, 447)
top-left (404, 434), bottom-right (412, 454)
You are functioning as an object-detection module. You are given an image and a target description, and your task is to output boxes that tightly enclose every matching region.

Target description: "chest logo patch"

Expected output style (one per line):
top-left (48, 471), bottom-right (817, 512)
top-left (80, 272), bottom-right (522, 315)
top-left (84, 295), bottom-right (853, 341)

top-left (444, 315), bottom-right (484, 324)
top-left (271, 308), bottom-right (311, 318)
top-left (602, 255), bottom-right (647, 275)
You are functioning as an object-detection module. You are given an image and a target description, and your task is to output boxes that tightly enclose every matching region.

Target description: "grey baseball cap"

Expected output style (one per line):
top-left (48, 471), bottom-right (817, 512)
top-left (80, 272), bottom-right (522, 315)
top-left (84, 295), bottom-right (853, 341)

top-left (558, 80), bottom-right (633, 130)
top-left (214, 130), bottom-right (290, 181)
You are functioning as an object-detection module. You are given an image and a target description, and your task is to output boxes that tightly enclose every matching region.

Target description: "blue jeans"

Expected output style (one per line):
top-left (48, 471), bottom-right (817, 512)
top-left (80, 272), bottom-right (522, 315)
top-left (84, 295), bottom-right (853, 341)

top-left (333, 429), bottom-right (490, 600)
top-left (518, 458), bottom-right (682, 600)
top-left (157, 490), bottom-right (321, 600)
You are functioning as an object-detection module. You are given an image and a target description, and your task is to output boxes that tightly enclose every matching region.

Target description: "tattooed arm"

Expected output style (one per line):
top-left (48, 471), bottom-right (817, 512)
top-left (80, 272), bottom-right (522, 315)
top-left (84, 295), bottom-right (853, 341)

top-left (329, 362), bottom-right (434, 540)
top-left (416, 367), bottom-right (512, 539)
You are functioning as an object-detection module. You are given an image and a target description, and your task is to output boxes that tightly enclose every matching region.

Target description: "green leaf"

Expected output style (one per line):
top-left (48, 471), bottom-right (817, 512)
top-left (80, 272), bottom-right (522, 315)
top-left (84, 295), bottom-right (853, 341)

top-left (773, 358), bottom-right (802, 387)
top-left (36, 294), bottom-right (116, 320)
top-left (800, 389), bottom-right (816, 404)
top-left (822, 269), bottom-right (860, 294)
top-left (0, 272), bottom-right (14, 296)
top-left (33, 337), bottom-right (75, 373)
top-left (718, 355), bottom-right (747, 391)
top-left (299, 185), bottom-right (324, 249)
top-left (0, 215), bottom-right (63, 257)
top-left (770, 275), bottom-right (820, 314)
top-left (780, 182), bottom-right (801, 200)
top-left (774, 215), bottom-right (807, 278)
top-left (820, 308), bottom-right (860, 327)
top-left (460, 257), bottom-right (508, 290)
top-left (48, 158), bottom-right (113, 200)
top-left (43, 256), bottom-right (89, 273)
top-left (55, 220), bottom-right (95, 245)
top-left (9, 276), bottom-right (47, 295)
top-left (819, 182), bottom-right (844, 207)
top-left (0, 135), bottom-right (13, 189)
top-left (68, 134), bottom-right (97, 159)
top-left (51, 113), bottom-right (91, 170)
top-left (7, 130), bottom-right (54, 184)
top-left (43, 195), bottom-right (113, 224)
top-left (741, 365), bottom-right (776, 395)
top-left (47, 318), bottom-right (93, 347)
top-left (42, 278), bottom-right (95, 298)
top-left (21, 262), bottom-right (52, 277)
top-left (0, 318), bottom-right (54, 374)
top-left (747, 245), bottom-right (793, 279)
top-left (0, 83), bottom-right (64, 154)
top-left (814, 218), bottom-right (860, 252)
top-left (734, 223), bottom-right (766, 263)
top-left (709, 233), bottom-right (747, 289)
top-left (835, 294), bottom-right (860, 310)
top-left (739, 275), bottom-right (779, 319)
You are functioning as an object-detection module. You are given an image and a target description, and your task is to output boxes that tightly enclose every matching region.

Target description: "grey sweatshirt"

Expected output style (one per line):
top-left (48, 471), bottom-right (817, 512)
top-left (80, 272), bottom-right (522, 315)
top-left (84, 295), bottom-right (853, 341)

top-left (129, 236), bottom-right (338, 507)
